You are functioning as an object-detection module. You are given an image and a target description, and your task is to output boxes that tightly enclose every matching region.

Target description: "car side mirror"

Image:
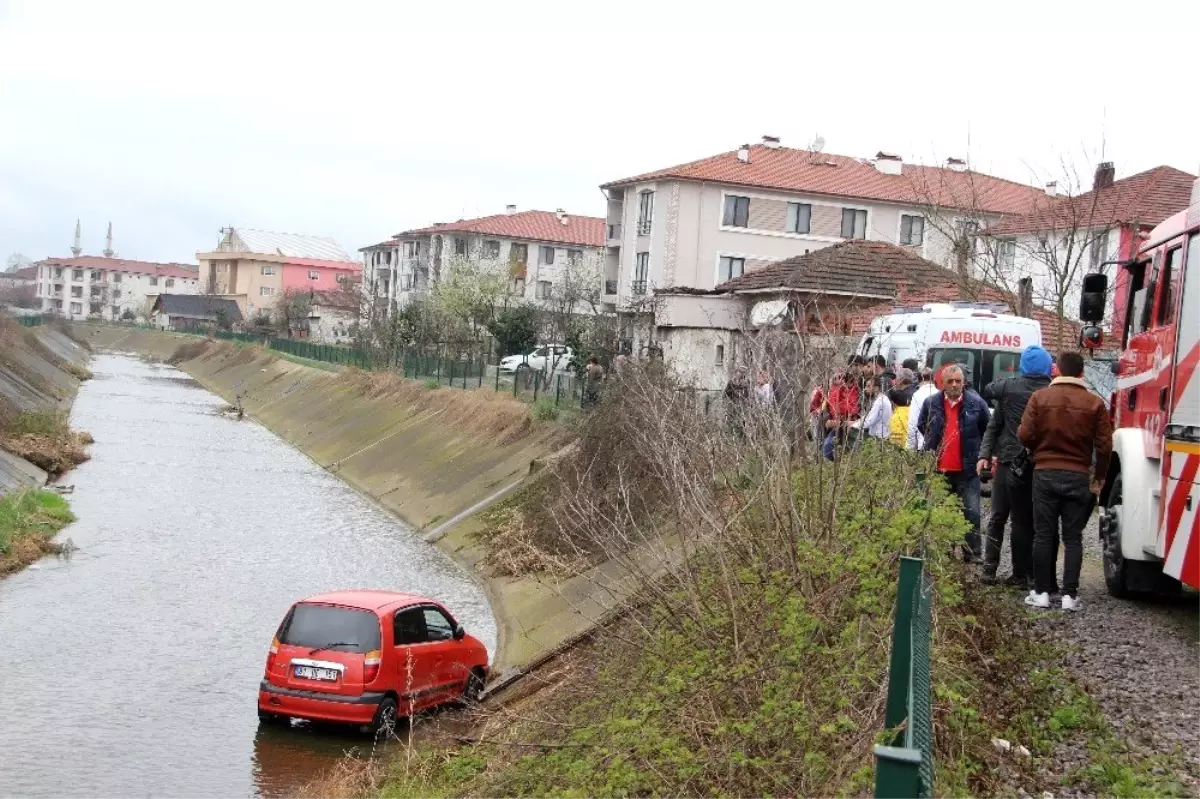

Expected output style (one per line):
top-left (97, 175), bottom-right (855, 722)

top-left (453, 625), bottom-right (465, 641)
top-left (1078, 273), bottom-right (1108, 323)
top-left (1079, 325), bottom-right (1104, 350)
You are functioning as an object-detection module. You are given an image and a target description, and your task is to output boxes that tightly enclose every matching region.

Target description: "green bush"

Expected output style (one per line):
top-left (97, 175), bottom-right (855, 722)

top-left (530, 396), bottom-right (559, 422)
top-left (423, 378), bottom-right (441, 390)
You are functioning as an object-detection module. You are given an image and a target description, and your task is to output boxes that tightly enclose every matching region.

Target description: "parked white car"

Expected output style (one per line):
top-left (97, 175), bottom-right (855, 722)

top-left (498, 344), bottom-right (574, 374)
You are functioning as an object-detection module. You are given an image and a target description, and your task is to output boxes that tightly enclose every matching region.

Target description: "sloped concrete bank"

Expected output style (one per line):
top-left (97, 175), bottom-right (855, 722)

top-left (71, 324), bottom-right (641, 675)
top-left (0, 322), bottom-right (91, 495)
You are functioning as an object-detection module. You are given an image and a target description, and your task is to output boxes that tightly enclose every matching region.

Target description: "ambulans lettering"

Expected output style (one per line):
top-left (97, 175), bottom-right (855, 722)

top-left (938, 330), bottom-right (1022, 347)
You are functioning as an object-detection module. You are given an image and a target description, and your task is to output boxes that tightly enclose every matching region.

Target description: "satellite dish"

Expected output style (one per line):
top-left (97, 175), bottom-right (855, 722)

top-left (809, 134), bottom-right (825, 153)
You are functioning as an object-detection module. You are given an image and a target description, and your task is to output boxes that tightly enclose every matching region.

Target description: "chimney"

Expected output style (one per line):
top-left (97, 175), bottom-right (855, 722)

top-left (1093, 162), bottom-right (1115, 191)
top-left (736, 144), bottom-right (751, 163)
top-left (1045, 180), bottom-right (1058, 197)
top-left (505, 204), bottom-right (517, 215)
top-left (874, 151), bottom-right (903, 176)
top-left (945, 157), bottom-right (967, 172)
top-left (761, 135), bottom-right (781, 149)
top-left (556, 208), bottom-right (569, 225)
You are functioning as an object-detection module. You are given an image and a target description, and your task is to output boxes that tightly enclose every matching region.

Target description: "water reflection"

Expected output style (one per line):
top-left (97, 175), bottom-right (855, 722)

top-left (0, 353), bottom-right (494, 798)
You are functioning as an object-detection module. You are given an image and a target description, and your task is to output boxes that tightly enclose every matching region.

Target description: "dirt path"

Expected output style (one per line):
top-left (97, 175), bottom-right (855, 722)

top-left (986, 505), bottom-right (1200, 794)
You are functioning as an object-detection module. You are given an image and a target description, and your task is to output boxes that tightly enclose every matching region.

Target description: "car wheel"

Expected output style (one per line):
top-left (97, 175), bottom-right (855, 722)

top-left (460, 669), bottom-right (485, 706)
top-left (367, 697), bottom-right (399, 739)
top-left (257, 708), bottom-right (288, 726)
top-left (1101, 474), bottom-right (1130, 598)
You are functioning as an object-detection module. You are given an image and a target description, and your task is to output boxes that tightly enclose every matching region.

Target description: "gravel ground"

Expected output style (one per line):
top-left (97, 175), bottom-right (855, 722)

top-left (982, 501), bottom-right (1200, 795)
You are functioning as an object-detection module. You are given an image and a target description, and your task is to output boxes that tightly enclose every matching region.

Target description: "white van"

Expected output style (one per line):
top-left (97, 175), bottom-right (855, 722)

top-left (857, 302), bottom-right (1042, 390)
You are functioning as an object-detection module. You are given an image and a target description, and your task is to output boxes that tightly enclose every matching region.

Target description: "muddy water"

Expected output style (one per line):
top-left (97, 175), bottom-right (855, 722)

top-left (0, 353), bottom-right (496, 798)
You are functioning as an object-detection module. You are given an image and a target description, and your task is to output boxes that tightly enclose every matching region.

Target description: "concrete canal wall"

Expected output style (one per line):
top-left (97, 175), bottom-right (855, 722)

top-left (0, 322), bottom-right (91, 495)
top-left (70, 324), bottom-right (635, 675)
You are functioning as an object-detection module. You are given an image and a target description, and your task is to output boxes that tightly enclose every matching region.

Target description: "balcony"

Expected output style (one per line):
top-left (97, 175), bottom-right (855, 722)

top-left (631, 280), bottom-right (647, 296)
top-left (606, 223), bottom-right (622, 244)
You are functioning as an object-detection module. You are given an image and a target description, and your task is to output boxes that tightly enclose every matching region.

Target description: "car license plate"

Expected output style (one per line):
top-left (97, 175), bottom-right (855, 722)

top-left (294, 665), bottom-right (339, 681)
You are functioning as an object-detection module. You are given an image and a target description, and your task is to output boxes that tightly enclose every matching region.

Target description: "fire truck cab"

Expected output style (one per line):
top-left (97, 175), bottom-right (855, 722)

top-left (1081, 179), bottom-right (1200, 595)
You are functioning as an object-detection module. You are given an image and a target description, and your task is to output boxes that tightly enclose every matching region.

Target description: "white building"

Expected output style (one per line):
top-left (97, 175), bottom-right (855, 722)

top-left (361, 207), bottom-right (606, 313)
top-left (34, 256), bottom-right (201, 321)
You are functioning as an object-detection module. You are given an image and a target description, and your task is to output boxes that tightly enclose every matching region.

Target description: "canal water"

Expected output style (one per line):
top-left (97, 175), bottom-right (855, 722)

top-left (0, 353), bottom-right (497, 797)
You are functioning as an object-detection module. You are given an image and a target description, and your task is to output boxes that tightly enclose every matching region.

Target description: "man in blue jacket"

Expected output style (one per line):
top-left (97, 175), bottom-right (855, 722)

top-left (917, 363), bottom-right (991, 561)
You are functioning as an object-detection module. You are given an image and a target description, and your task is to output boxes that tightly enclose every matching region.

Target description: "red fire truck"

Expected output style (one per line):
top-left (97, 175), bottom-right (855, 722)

top-left (1079, 178), bottom-right (1199, 596)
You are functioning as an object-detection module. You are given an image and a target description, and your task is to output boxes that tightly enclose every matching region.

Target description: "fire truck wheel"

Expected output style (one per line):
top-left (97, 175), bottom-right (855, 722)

top-left (1101, 474), bottom-right (1131, 598)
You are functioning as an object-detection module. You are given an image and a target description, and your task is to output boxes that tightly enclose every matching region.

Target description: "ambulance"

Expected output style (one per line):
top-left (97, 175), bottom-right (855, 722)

top-left (857, 302), bottom-right (1043, 389)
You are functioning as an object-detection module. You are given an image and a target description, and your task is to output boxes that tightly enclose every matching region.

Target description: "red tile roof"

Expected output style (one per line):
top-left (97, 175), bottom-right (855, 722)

top-left (715, 240), bottom-right (1079, 342)
top-left (359, 239), bottom-right (399, 252)
top-left (37, 255), bottom-right (201, 281)
top-left (604, 145), bottom-right (1046, 215)
top-left (395, 210), bottom-right (605, 248)
top-left (982, 166), bottom-right (1196, 236)
top-left (7, 266), bottom-right (38, 281)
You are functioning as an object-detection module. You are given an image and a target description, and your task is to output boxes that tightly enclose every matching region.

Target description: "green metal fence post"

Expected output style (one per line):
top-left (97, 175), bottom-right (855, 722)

top-left (884, 556), bottom-right (922, 736)
top-left (436, 357), bottom-right (442, 383)
top-left (512, 369), bottom-right (518, 397)
top-left (873, 746), bottom-right (922, 799)
top-left (533, 372), bottom-right (540, 401)
top-left (555, 374), bottom-right (562, 406)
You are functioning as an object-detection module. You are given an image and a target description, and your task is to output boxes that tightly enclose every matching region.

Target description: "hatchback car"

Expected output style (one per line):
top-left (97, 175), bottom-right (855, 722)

top-left (257, 590), bottom-right (489, 736)
top-left (498, 344), bottom-right (574, 374)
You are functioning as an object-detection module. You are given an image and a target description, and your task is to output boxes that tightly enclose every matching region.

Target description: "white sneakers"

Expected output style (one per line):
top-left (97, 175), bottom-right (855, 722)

top-left (1024, 591), bottom-right (1051, 608)
top-left (1024, 591), bottom-right (1082, 611)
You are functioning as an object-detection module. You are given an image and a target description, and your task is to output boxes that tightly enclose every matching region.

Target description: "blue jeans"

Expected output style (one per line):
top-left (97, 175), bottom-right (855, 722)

top-left (943, 471), bottom-right (981, 558)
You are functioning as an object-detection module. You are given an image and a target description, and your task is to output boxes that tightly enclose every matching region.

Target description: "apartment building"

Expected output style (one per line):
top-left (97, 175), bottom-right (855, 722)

top-left (196, 228), bottom-right (360, 321)
top-left (599, 137), bottom-right (1048, 314)
top-left (979, 164), bottom-right (1194, 330)
top-left (368, 207), bottom-right (605, 311)
top-left (33, 256), bottom-right (201, 321)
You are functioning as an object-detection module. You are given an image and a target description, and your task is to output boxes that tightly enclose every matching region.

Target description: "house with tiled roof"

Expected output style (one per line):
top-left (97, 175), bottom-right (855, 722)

top-left (975, 163), bottom-right (1194, 331)
top-left (361, 206), bottom-right (605, 312)
top-left (642, 240), bottom-right (1081, 390)
top-left (196, 228), bottom-right (361, 321)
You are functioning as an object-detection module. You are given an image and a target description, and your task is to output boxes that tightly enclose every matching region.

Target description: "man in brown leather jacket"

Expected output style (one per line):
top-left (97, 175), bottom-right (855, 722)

top-left (1017, 351), bottom-right (1113, 611)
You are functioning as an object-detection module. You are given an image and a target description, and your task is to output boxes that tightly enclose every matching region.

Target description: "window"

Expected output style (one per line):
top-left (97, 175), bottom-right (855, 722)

top-left (400, 274), bottom-right (412, 291)
top-left (73, 269), bottom-right (83, 281)
top-left (510, 277), bottom-right (525, 296)
top-left (722, 195), bottom-right (750, 227)
top-left (149, 276), bottom-right (159, 286)
top-left (404, 241), bottom-right (420, 258)
top-left (166, 278), bottom-right (175, 288)
top-left (536, 280), bottom-right (552, 299)
top-left (112, 272), bottom-right (122, 283)
top-left (70, 286), bottom-right (82, 298)
top-left (1157, 246), bottom-right (1181, 326)
top-left (539, 246), bottom-right (556, 265)
top-left (715, 344), bottom-right (725, 366)
top-left (840, 208), bottom-right (867, 239)
top-left (718, 256), bottom-right (745, 282)
top-left (260, 286), bottom-right (276, 296)
top-left (900, 215), bottom-right (925, 246)
top-left (422, 608), bottom-right (456, 642)
top-left (454, 237), bottom-right (467, 256)
top-left (997, 239), bottom-right (1017, 270)
top-left (633, 252), bottom-right (649, 294)
top-left (261, 265), bottom-right (276, 276)
top-left (567, 249), bottom-right (582, 264)
top-left (308, 270), bottom-right (320, 281)
top-left (54, 267), bottom-right (62, 278)
top-left (90, 270), bottom-right (102, 280)
top-left (70, 302), bottom-right (82, 314)
top-left (787, 203), bottom-right (812, 234)
top-left (1089, 229), bottom-right (1110, 270)
top-left (482, 240), bottom-right (501, 258)
top-left (111, 305), bottom-right (120, 317)
top-left (89, 302), bottom-right (102, 314)
top-left (637, 190), bottom-right (655, 234)
top-left (113, 289), bottom-right (122, 299)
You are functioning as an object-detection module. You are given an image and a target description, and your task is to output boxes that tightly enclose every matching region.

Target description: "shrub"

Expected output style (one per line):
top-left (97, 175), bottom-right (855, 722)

top-left (423, 378), bottom-right (441, 390)
top-left (530, 396), bottom-right (559, 422)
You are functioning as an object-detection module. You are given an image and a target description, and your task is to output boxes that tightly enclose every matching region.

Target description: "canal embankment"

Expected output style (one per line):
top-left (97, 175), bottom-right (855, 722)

top-left (71, 324), bottom-right (648, 676)
top-left (0, 318), bottom-right (91, 574)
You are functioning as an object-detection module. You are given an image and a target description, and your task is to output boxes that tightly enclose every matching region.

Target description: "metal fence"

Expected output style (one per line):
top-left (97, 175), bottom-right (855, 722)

top-left (13, 314), bottom-right (48, 327)
top-left (209, 330), bottom-right (370, 368)
top-left (874, 555), bottom-right (934, 799)
top-left (399, 346), bottom-right (589, 407)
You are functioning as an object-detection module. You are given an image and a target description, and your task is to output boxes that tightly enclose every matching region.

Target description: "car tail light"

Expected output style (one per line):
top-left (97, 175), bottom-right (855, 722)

top-left (364, 650), bottom-right (382, 684)
top-left (265, 637), bottom-right (279, 674)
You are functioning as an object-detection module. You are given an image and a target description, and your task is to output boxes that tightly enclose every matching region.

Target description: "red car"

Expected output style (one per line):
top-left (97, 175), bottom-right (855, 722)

top-left (257, 590), bottom-right (489, 735)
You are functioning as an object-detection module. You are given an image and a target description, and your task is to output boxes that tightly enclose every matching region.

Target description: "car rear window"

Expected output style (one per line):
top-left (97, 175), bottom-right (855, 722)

top-left (279, 604), bottom-right (381, 654)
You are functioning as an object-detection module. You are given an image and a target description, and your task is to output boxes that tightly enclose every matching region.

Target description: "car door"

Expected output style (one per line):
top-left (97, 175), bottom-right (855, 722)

top-left (392, 607), bottom-right (438, 709)
top-left (419, 606), bottom-right (467, 698)
top-left (529, 346), bottom-right (547, 371)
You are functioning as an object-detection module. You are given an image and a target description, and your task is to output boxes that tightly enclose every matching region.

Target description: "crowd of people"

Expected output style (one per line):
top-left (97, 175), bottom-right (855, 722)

top-left (731, 346), bottom-right (1112, 612)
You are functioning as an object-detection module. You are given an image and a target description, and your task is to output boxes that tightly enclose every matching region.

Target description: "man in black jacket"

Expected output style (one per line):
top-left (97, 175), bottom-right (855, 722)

top-left (976, 345), bottom-right (1053, 587)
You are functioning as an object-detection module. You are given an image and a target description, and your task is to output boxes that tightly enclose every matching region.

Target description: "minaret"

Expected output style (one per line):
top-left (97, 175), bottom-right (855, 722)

top-left (103, 222), bottom-right (114, 258)
top-left (71, 219), bottom-right (82, 257)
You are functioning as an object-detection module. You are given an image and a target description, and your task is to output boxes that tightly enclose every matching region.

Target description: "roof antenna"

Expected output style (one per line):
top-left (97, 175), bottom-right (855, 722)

top-left (103, 221), bottom-right (114, 258)
top-left (71, 219), bottom-right (82, 257)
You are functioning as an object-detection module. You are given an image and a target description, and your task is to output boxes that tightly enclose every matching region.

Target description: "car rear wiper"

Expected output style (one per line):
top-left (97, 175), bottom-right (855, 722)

top-left (307, 641), bottom-right (356, 655)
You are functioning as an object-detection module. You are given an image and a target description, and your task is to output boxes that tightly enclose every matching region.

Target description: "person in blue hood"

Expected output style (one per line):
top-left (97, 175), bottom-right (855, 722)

top-left (976, 345), bottom-right (1053, 587)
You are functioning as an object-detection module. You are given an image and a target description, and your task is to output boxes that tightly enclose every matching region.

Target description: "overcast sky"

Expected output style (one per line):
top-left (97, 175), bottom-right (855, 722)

top-left (1, 0), bottom-right (1195, 266)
